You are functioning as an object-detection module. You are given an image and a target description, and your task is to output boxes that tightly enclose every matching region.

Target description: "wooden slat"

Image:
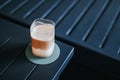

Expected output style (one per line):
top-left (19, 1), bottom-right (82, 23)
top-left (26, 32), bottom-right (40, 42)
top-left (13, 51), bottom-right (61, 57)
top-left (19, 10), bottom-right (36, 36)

top-left (86, 0), bottom-right (120, 48)
top-left (46, 0), bottom-right (78, 24)
top-left (56, 0), bottom-right (94, 35)
top-left (69, 0), bottom-right (109, 40)
top-left (10, 0), bottom-right (29, 14)
top-left (0, 18), bottom-right (30, 76)
top-left (0, 0), bottom-right (12, 9)
top-left (26, 0), bottom-right (61, 24)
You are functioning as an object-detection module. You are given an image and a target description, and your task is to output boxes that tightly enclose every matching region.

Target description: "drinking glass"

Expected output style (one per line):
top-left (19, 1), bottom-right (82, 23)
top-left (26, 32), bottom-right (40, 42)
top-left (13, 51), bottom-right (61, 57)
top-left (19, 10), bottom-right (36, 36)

top-left (30, 18), bottom-right (55, 57)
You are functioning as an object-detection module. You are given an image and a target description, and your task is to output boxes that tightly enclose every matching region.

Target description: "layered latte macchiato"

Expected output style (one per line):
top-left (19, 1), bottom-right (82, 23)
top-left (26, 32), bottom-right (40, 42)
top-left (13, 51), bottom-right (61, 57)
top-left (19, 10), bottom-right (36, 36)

top-left (30, 19), bottom-right (55, 57)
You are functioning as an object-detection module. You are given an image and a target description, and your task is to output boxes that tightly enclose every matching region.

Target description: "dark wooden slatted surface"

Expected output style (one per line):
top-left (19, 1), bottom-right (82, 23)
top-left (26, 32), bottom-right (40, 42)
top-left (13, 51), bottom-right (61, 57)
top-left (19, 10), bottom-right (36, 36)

top-left (0, 0), bottom-right (120, 79)
top-left (57, 0), bottom-right (94, 35)
top-left (45, 0), bottom-right (78, 24)
top-left (0, 18), bottom-right (74, 80)
top-left (0, 0), bottom-right (119, 61)
top-left (56, 0), bottom-right (120, 61)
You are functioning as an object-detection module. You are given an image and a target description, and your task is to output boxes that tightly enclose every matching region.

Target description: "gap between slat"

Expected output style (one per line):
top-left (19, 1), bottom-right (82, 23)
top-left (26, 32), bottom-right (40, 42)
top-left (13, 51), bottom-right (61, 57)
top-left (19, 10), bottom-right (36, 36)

top-left (23, 0), bottom-right (45, 19)
top-left (0, 0), bottom-right (12, 9)
top-left (41, 0), bottom-right (62, 19)
top-left (66, 0), bottom-right (95, 35)
top-left (0, 36), bottom-right (12, 49)
top-left (99, 9), bottom-right (120, 48)
top-left (82, 0), bottom-right (110, 41)
top-left (117, 48), bottom-right (120, 55)
top-left (10, 0), bottom-right (29, 14)
top-left (55, 0), bottom-right (78, 25)
top-left (24, 65), bottom-right (37, 80)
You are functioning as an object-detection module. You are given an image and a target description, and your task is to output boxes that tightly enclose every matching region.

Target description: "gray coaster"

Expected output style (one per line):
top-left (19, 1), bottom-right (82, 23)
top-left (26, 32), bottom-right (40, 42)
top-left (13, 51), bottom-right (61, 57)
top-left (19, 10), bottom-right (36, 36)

top-left (25, 43), bottom-right (60, 65)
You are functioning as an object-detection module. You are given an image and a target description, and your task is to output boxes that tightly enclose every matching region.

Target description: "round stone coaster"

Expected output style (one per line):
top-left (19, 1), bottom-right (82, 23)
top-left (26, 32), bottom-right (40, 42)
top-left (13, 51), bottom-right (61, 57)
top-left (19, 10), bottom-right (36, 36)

top-left (25, 43), bottom-right (60, 65)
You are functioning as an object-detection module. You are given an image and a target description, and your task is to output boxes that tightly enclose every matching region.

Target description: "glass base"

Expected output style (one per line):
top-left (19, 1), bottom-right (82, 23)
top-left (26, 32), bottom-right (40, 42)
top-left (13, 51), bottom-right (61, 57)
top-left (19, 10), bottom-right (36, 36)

top-left (25, 43), bottom-right (60, 65)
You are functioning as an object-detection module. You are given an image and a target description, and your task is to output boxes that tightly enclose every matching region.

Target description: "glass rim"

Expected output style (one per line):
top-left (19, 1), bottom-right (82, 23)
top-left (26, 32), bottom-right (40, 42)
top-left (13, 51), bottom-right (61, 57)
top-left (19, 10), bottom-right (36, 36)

top-left (32, 18), bottom-right (55, 26)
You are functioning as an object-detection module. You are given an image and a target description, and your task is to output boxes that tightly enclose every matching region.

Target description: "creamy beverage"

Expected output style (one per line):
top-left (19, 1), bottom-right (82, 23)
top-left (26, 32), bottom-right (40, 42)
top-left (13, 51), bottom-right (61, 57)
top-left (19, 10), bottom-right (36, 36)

top-left (30, 19), bottom-right (55, 57)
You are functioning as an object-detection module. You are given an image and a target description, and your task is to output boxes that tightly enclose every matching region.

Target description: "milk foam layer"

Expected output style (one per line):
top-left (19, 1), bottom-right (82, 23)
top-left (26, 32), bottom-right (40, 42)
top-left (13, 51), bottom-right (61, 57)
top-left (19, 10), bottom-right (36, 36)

top-left (31, 24), bottom-right (54, 41)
